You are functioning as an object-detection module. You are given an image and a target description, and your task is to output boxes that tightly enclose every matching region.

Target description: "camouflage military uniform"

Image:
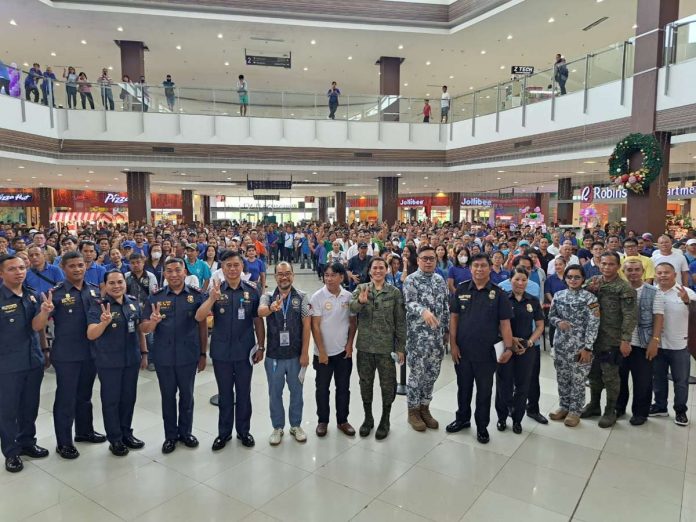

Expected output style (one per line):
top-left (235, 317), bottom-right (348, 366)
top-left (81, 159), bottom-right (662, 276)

top-left (586, 276), bottom-right (637, 417)
top-left (349, 282), bottom-right (406, 408)
top-left (403, 270), bottom-right (449, 409)
top-left (548, 288), bottom-right (600, 415)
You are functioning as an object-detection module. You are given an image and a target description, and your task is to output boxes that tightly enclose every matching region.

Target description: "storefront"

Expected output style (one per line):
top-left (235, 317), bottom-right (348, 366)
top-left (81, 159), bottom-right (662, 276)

top-left (212, 196), bottom-right (317, 224)
top-left (459, 194), bottom-right (539, 225)
top-left (572, 183), bottom-right (688, 228)
top-left (0, 189), bottom-right (40, 224)
top-left (347, 197), bottom-right (377, 224)
top-left (397, 195), bottom-right (451, 222)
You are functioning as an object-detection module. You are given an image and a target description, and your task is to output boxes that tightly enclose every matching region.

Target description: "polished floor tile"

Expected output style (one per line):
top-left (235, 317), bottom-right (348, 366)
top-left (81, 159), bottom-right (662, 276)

top-left (4, 272), bottom-right (696, 521)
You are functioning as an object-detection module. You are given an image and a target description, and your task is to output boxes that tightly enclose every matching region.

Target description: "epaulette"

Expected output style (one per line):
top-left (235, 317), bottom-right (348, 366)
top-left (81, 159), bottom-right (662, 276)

top-left (86, 281), bottom-right (99, 289)
top-left (23, 283), bottom-right (37, 292)
top-left (126, 294), bottom-right (137, 301)
top-left (51, 282), bottom-right (65, 291)
top-left (187, 285), bottom-right (202, 293)
top-left (153, 287), bottom-right (167, 295)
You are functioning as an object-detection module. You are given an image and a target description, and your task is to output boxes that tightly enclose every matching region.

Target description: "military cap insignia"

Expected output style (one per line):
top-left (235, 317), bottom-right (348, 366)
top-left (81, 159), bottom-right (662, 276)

top-left (187, 295), bottom-right (194, 303)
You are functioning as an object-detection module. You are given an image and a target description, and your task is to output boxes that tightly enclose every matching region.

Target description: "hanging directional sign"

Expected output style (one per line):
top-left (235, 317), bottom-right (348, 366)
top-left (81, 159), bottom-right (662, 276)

top-left (511, 65), bottom-right (535, 75)
top-left (245, 52), bottom-right (291, 69)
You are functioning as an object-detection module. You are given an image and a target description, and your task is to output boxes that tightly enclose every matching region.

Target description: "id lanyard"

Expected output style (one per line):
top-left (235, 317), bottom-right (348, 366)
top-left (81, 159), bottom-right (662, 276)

top-left (280, 293), bottom-right (291, 330)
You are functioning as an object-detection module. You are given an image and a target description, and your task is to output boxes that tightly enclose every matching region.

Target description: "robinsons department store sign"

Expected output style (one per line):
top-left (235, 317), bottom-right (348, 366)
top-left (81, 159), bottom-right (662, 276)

top-left (575, 185), bottom-right (696, 203)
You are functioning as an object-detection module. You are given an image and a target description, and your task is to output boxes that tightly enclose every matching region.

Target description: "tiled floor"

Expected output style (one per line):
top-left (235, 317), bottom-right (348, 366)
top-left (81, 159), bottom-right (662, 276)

top-left (8, 270), bottom-right (696, 521)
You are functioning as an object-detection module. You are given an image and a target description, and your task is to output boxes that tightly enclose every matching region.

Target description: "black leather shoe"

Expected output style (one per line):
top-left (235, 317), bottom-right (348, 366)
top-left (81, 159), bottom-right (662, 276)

top-left (20, 444), bottom-right (49, 459)
top-left (74, 431), bottom-right (107, 444)
top-left (179, 434), bottom-right (199, 448)
top-left (496, 420), bottom-right (506, 432)
top-left (512, 422), bottom-right (523, 434)
top-left (162, 440), bottom-right (177, 454)
top-left (5, 456), bottom-right (23, 473)
top-left (56, 445), bottom-right (80, 459)
top-left (445, 419), bottom-right (471, 433)
top-left (212, 435), bottom-right (231, 451)
top-left (109, 442), bottom-right (129, 457)
top-left (237, 433), bottom-right (255, 448)
top-left (526, 412), bottom-right (548, 425)
top-left (629, 415), bottom-right (647, 426)
top-left (123, 435), bottom-right (145, 449)
top-left (476, 428), bottom-right (490, 444)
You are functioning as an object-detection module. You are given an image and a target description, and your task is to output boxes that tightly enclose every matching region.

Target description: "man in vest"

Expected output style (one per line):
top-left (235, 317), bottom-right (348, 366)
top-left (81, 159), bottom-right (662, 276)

top-left (258, 261), bottom-right (311, 445)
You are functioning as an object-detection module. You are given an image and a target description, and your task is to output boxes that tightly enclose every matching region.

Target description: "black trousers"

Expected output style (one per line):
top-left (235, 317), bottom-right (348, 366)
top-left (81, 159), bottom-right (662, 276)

top-left (526, 345), bottom-right (541, 414)
top-left (0, 366), bottom-right (43, 458)
top-left (0, 78), bottom-right (9, 95)
top-left (495, 348), bottom-right (535, 423)
top-left (213, 359), bottom-right (253, 438)
top-left (97, 365), bottom-right (139, 444)
top-left (454, 357), bottom-right (497, 429)
top-left (314, 352), bottom-right (352, 424)
top-left (156, 362), bottom-right (197, 440)
top-left (52, 359), bottom-right (98, 446)
top-left (616, 345), bottom-right (653, 418)
top-left (80, 92), bottom-right (95, 109)
top-left (329, 101), bottom-right (338, 119)
top-left (25, 86), bottom-right (39, 102)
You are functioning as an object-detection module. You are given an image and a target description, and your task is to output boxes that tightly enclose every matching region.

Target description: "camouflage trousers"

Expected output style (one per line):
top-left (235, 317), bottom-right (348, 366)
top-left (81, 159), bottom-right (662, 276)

top-left (587, 348), bottom-right (621, 407)
top-left (554, 346), bottom-right (591, 416)
top-left (406, 342), bottom-right (444, 409)
top-left (357, 351), bottom-right (396, 406)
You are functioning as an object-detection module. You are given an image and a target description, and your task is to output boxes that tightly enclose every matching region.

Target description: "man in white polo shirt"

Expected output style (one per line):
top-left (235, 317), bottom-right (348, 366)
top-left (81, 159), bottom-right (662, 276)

top-left (651, 262), bottom-right (696, 426)
top-left (652, 234), bottom-right (689, 286)
top-left (310, 262), bottom-right (357, 437)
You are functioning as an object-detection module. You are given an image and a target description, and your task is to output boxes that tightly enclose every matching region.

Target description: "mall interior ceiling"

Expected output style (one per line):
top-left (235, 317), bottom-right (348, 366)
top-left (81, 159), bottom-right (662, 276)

top-left (2, 0), bottom-right (696, 198)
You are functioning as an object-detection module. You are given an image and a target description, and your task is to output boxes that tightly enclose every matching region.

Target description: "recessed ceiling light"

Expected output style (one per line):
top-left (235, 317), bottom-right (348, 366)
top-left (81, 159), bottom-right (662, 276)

top-left (50, 51), bottom-right (56, 56)
top-left (424, 176), bottom-right (429, 179)
top-left (117, 26), bottom-right (123, 31)
top-left (554, 174), bottom-right (559, 177)
top-left (88, 170), bottom-right (94, 174)
top-left (347, 56), bottom-right (352, 60)
top-left (85, 179), bottom-right (91, 182)
top-left (9, 19), bottom-right (17, 26)
top-left (596, 0), bottom-right (604, 3)
top-left (180, 172), bottom-right (186, 176)
top-left (304, 179), bottom-right (309, 182)
top-left (497, 170), bottom-right (505, 173)
top-left (113, 177), bottom-right (119, 180)
top-left (226, 177), bottom-right (232, 180)
top-left (312, 172), bottom-right (317, 175)
top-left (496, 177), bottom-right (501, 180)
top-left (513, 181), bottom-right (519, 184)
top-left (548, 17), bottom-right (555, 23)
top-left (402, 182), bottom-right (406, 185)
top-left (17, 165), bottom-right (24, 169)
top-left (632, 24), bottom-right (638, 29)
top-left (81, 40), bottom-right (87, 45)
top-left (23, 62), bottom-right (29, 67)
top-left (449, 75), bottom-right (454, 79)
top-left (403, 82), bottom-right (408, 86)
top-left (576, 171), bottom-right (585, 174)
top-left (426, 93), bottom-right (430, 97)
top-left (6, 179), bottom-right (11, 182)
top-left (57, 173), bottom-right (62, 176)
top-left (398, 44), bottom-right (404, 50)
top-left (396, 173), bottom-right (401, 176)
top-left (425, 61), bottom-right (431, 66)
top-left (480, 50), bottom-right (486, 55)
top-left (469, 86), bottom-right (474, 90)
top-left (175, 45), bottom-right (182, 50)
top-left (31, 176), bottom-right (36, 179)
top-left (84, 185), bottom-right (89, 188)
top-left (303, 67), bottom-right (308, 71)
top-left (310, 39), bottom-right (316, 45)
top-left (123, 168), bottom-right (130, 171)
top-left (217, 33), bottom-right (223, 39)
top-left (500, 65), bottom-right (505, 69)
top-left (507, 34), bottom-right (513, 40)
top-left (108, 66), bottom-right (113, 70)
top-left (583, 160), bottom-right (597, 164)
top-left (221, 170), bottom-right (227, 173)
top-left (224, 61), bottom-right (229, 66)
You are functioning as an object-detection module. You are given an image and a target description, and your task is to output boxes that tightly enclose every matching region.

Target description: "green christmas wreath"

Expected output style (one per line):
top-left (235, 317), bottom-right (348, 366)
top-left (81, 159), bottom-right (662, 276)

top-left (608, 133), bottom-right (663, 194)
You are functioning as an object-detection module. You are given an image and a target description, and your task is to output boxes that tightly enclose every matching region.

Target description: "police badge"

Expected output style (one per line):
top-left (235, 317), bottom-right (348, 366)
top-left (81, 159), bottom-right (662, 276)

top-left (187, 295), bottom-right (194, 303)
top-left (488, 290), bottom-right (496, 300)
top-left (526, 304), bottom-right (533, 313)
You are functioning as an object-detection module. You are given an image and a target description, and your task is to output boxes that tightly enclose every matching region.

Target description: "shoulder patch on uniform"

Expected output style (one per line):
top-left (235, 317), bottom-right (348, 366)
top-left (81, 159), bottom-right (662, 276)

top-left (588, 302), bottom-right (599, 309)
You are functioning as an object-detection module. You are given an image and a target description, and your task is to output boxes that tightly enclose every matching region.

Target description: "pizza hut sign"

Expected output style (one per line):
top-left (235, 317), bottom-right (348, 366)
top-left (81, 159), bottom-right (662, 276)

top-left (103, 193), bottom-right (128, 205)
top-left (0, 192), bottom-right (33, 202)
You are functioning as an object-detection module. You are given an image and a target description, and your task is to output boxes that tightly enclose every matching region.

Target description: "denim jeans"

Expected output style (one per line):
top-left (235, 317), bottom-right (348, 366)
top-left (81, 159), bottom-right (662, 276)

top-left (264, 356), bottom-right (304, 429)
top-left (652, 347), bottom-right (690, 414)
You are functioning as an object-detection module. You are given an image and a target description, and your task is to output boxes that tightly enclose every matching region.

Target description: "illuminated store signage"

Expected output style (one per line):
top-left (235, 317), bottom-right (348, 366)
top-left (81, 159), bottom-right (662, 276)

top-left (0, 192), bottom-right (32, 202)
top-left (461, 197), bottom-right (493, 207)
top-left (577, 185), bottom-right (696, 203)
top-left (399, 197), bottom-right (427, 207)
top-left (104, 193), bottom-right (128, 205)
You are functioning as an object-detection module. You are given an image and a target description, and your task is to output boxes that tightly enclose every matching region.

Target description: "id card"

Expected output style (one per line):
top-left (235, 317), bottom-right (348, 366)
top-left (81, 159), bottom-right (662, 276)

top-left (238, 307), bottom-right (245, 320)
top-left (280, 330), bottom-right (290, 346)
top-left (128, 320), bottom-right (136, 333)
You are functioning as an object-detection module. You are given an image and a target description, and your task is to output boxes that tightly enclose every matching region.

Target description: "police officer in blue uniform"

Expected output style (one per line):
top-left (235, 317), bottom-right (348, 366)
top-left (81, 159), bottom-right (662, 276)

top-left (50, 251), bottom-right (106, 460)
top-left (0, 254), bottom-right (51, 472)
top-left (195, 250), bottom-right (265, 451)
top-left (447, 253), bottom-right (515, 444)
top-left (87, 270), bottom-right (148, 456)
top-left (141, 258), bottom-right (208, 454)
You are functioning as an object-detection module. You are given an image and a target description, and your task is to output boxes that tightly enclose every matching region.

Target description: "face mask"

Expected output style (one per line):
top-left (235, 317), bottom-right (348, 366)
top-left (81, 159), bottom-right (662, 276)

top-left (152, 252), bottom-right (162, 260)
top-left (458, 255), bottom-right (468, 264)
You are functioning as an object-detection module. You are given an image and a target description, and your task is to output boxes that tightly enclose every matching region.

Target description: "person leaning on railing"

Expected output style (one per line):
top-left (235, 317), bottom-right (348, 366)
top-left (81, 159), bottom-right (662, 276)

top-left (77, 72), bottom-right (94, 110)
top-left (98, 68), bottom-right (114, 110)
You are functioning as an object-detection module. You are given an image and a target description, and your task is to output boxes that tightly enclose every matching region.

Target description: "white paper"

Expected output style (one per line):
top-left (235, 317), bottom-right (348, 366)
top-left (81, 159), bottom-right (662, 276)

top-left (298, 366), bottom-right (307, 384)
top-left (494, 341), bottom-right (505, 361)
top-left (249, 344), bottom-right (259, 365)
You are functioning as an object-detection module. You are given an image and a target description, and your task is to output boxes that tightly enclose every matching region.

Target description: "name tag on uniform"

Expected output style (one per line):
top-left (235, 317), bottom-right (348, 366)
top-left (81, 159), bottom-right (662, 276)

top-left (280, 330), bottom-right (290, 346)
top-left (128, 320), bottom-right (136, 333)
top-left (238, 307), bottom-right (245, 320)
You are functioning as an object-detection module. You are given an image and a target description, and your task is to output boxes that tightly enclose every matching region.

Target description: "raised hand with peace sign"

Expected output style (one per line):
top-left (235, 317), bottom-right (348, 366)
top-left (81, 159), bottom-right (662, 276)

top-left (40, 290), bottom-right (54, 314)
top-left (358, 283), bottom-right (369, 304)
top-left (270, 293), bottom-right (283, 313)
top-left (150, 302), bottom-right (163, 323)
top-left (208, 279), bottom-right (222, 302)
top-left (100, 303), bottom-right (113, 324)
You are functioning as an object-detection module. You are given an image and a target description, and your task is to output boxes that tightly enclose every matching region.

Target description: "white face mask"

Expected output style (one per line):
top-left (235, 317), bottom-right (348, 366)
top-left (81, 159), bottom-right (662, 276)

top-left (458, 255), bottom-right (468, 264)
top-left (152, 252), bottom-right (162, 260)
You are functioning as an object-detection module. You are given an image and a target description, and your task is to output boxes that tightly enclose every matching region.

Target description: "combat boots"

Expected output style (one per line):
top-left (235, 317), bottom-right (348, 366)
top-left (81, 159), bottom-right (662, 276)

top-left (599, 402), bottom-right (617, 428)
top-left (408, 408), bottom-right (426, 431)
top-left (360, 402), bottom-right (374, 437)
top-left (420, 404), bottom-right (439, 429)
top-left (375, 405), bottom-right (391, 440)
top-left (580, 389), bottom-right (602, 419)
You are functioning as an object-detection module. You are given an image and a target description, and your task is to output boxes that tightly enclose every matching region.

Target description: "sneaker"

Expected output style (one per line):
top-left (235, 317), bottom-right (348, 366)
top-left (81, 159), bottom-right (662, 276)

top-left (289, 426), bottom-right (307, 442)
top-left (648, 405), bottom-right (669, 417)
top-left (269, 429), bottom-right (283, 446)
top-left (675, 412), bottom-right (689, 426)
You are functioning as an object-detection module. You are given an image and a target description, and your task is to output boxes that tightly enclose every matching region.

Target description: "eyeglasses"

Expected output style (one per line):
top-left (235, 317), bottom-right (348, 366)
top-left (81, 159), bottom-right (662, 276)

top-left (276, 272), bottom-right (293, 278)
top-left (419, 256), bottom-right (436, 262)
top-left (565, 275), bottom-right (583, 280)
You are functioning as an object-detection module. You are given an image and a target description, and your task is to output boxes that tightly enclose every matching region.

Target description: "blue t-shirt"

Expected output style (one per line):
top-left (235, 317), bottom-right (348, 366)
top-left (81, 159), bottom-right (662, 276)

top-left (544, 274), bottom-right (567, 297)
top-left (26, 264), bottom-right (64, 295)
top-left (689, 260), bottom-right (696, 290)
top-left (245, 258), bottom-right (266, 282)
top-left (447, 265), bottom-right (472, 286)
top-left (328, 88), bottom-right (341, 103)
top-left (490, 268), bottom-right (510, 285)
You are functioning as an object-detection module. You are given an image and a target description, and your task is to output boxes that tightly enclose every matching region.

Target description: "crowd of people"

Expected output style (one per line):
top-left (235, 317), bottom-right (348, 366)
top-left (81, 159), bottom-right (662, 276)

top-left (0, 218), bottom-right (693, 473)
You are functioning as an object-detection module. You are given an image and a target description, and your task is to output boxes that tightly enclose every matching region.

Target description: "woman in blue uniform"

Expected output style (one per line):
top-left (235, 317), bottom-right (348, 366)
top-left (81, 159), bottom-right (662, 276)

top-left (495, 267), bottom-right (545, 434)
top-left (87, 270), bottom-right (148, 456)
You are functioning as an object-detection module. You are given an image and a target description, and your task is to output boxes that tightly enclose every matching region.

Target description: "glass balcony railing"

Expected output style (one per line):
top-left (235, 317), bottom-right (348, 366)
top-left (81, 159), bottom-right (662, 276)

top-left (3, 14), bottom-right (696, 131)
